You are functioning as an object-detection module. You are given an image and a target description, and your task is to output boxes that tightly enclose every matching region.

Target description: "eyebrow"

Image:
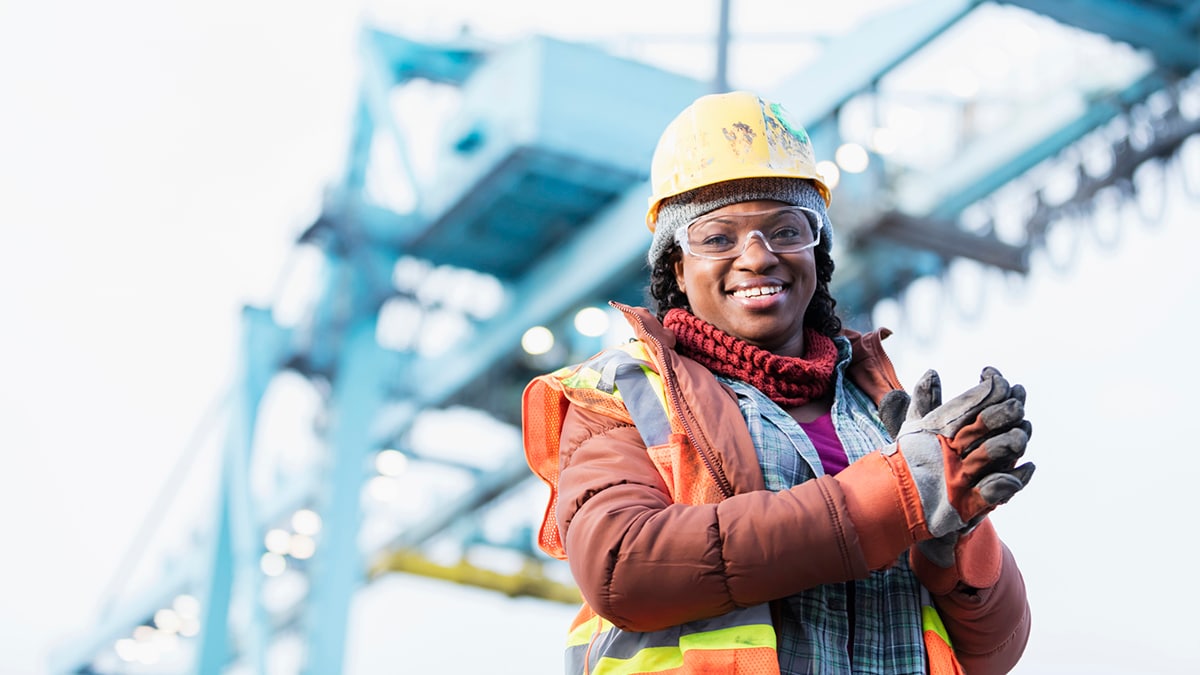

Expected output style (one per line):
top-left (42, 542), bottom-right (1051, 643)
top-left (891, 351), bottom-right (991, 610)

top-left (698, 207), bottom-right (799, 226)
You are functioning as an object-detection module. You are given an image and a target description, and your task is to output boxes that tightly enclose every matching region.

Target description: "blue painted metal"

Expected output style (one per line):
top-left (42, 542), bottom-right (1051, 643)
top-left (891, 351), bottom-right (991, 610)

top-left (926, 71), bottom-right (1169, 221)
top-left (196, 307), bottom-right (291, 674)
top-left (301, 315), bottom-right (393, 675)
top-left (49, 5), bottom-right (1200, 672)
top-left (408, 36), bottom-right (704, 280)
top-left (999, 0), bottom-right (1200, 71)
top-left (768, 0), bottom-right (977, 127)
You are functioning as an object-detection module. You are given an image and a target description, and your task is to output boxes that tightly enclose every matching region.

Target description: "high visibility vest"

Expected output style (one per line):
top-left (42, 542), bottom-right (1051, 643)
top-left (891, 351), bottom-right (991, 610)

top-left (522, 341), bottom-right (965, 675)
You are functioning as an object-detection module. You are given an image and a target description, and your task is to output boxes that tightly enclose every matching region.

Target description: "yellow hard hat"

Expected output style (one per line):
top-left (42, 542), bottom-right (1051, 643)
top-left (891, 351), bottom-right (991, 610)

top-left (646, 91), bottom-right (831, 231)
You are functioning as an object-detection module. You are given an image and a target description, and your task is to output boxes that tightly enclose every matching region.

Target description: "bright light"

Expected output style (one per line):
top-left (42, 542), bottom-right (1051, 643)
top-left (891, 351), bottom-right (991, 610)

top-left (870, 128), bottom-right (899, 155)
top-left (289, 533), bottom-right (316, 560)
top-left (815, 160), bottom-right (841, 190)
top-left (115, 638), bottom-right (137, 662)
top-left (375, 448), bottom-right (409, 476)
top-left (291, 508), bottom-right (322, 536)
top-left (260, 552), bottom-right (287, 576)
top-left (152, 631), bottom-right (179, 652)
top-left (179, 617), bottom-right (200, 638)
top-left (265, 528), bottom-right (292, 555)
top-left (835, 143), bottom-right (870, 174)
top-left (153, 608), bottom-right (182, 634)
top-left (573, 307), bottom-right (609, 337)
top-left (367, 475), bottom-right (402, 502)
top-left (135, 642), bottom-right (160, 665)
top-left (521, 326), bottom-right (554, 355)
top-left (132, 625), bottom-right (156, 641)
top-left (173, 594), bottom-right (200, 619)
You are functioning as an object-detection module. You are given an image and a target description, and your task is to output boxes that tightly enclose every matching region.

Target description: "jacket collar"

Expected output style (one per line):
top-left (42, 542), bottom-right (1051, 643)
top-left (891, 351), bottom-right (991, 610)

top-left (610, 301), bottom-right (903, 405)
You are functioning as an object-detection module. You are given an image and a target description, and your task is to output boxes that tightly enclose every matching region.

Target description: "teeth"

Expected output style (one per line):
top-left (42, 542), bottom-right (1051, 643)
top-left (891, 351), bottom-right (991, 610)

top-left (732, 285), bottom-right (782, 298)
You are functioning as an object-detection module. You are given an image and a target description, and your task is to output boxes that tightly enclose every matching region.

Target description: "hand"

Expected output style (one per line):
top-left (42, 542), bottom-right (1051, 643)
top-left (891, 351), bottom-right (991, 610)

top-left (884, 367), bottom-right (1035, 543)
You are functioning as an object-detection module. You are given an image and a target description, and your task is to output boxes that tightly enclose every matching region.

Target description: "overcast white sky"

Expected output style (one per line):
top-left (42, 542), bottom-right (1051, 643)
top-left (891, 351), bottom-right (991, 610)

top-left (2, 1), bottom-right (1199, 673)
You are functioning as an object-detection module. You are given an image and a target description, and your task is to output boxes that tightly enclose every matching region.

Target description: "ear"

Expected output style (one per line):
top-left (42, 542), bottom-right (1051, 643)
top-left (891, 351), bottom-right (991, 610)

top-left (673, 256), bottom-right (687, 296)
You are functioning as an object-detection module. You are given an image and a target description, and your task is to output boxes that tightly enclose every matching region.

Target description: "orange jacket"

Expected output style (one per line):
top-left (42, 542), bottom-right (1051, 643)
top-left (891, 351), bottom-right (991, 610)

top-left (527, 303), bottom-right (1030, 673)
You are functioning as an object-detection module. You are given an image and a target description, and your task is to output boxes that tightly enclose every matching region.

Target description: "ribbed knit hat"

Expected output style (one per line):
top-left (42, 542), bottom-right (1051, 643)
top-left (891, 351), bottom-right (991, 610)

top-left (648, 177), bottom-right (832, 268)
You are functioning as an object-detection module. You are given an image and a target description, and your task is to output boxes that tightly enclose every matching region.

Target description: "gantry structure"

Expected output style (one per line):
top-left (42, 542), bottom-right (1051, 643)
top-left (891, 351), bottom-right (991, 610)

top-left (54, 0), bottom-right (1199, 672)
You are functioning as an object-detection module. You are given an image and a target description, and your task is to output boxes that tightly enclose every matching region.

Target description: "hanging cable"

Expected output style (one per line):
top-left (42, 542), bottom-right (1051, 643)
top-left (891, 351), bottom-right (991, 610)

top-left (1175, 135), bottom-right (1200, 199)
top-left (1039, 211), bottom-right (1083, 276)
top-left (1085, 188), bottom-right (1124, 252)
top-left (1131, 158), bottom-right (1169, 227)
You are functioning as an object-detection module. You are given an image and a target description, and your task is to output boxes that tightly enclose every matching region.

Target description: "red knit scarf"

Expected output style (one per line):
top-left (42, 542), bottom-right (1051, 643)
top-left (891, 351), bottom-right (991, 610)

top-left (663, 308), bottom-right (838, 407)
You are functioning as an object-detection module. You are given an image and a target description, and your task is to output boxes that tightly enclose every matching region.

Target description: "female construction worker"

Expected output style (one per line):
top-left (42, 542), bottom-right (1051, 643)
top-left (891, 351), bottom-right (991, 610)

top-left (523, 91), bottom-right (1036, 674)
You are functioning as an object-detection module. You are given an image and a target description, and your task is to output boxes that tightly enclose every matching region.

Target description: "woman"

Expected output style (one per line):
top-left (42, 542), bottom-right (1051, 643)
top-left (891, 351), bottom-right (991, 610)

top-left (523, 91), bottom-right (1035, 675)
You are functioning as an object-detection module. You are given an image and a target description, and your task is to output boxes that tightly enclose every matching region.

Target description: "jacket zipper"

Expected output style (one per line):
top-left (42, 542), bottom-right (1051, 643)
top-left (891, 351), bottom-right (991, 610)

top-left (616, 304), bottom-right (735, 500)
top-left (870, 331), bottom-right (903, 391)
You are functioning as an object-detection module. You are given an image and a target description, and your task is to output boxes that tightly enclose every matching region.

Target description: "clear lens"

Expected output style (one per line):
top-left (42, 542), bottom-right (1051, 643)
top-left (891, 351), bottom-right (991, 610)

top-left (677, 206), bottom-right (822, 260)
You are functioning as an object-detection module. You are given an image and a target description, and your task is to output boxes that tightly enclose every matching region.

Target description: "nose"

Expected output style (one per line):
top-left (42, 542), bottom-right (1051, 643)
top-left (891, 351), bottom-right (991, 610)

top-left (735, 230), bottom-right (780, 265)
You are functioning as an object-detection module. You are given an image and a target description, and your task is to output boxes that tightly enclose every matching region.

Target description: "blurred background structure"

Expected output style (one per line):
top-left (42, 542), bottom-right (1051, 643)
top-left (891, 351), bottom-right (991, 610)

top-left (3, 0), bottom-right (1198, 673)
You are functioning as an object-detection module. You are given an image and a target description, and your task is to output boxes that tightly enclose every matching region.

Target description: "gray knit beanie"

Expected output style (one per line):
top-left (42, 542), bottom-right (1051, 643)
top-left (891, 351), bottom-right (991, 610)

top-left (648, 177), bottom-right (832, 268)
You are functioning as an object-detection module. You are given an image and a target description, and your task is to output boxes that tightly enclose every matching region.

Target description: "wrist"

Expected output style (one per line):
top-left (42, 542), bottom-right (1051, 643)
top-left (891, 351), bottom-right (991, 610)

top-left (911, 518), bottom-right (1003, 595)
top-left (835, 452), bottom-right (924, 569)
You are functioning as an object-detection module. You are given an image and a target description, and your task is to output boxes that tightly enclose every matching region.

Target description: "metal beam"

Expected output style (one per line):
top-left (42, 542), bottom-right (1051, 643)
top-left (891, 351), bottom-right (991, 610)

top-left (767, 0), bottom-right (978, 125)
top-left (195, 307), bottom-right (290, 674)
top-left (406, 184), bottom-right (652, 412)
top-left (301, 317), bottom-right (391, 675)
top-left (1001, 0), bottom-right (1200, 71)
top-left (369, 550), bottom-right (580, 605)
top-left (923, 71), bottom-right (1168, 221)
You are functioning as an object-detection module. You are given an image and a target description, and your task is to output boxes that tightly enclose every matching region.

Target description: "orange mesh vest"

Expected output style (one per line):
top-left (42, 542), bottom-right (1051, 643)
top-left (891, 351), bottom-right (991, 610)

top-left (522, 340), bottom-right (963, 675)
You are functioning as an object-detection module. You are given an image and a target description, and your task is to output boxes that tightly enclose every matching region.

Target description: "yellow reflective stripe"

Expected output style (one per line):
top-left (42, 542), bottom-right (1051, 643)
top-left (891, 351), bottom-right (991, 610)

top-left (615, 341), bottom-right (651, 361)
top-left (561, 365), bottom-right (604, 392)
top-left (922, 604), bottom-right (953, 647)
top-left (682, 622), bottom-right (775, 650)
top-left (591, 624), bottom-right (775, 675)
top-left (593, 646), bottom-right (681, 675)
top-left (566, 615), bottom-right (611, 648)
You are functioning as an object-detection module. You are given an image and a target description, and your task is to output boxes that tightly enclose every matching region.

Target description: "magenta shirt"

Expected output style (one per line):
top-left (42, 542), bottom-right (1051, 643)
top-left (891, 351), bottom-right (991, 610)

top-left (799, 411), bottom-right (849, 476)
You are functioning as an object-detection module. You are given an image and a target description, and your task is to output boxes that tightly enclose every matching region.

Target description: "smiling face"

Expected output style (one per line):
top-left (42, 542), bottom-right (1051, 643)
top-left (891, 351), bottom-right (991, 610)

top-left (672, 199), bottom-right (817, 357)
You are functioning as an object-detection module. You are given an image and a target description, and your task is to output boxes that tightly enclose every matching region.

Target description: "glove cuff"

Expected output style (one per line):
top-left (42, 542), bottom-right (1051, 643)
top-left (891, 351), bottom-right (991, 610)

top-left (910, 517), bottom-right (1003, 595)
top-left (834, 451), bottom-right (924, 570)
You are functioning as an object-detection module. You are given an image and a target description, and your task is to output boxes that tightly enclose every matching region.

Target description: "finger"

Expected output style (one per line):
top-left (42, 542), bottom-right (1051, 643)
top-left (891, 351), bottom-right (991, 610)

top-left (962, 427), bottom-right (1029, 477)
top-left (976, 462), bottom-right (1035, 505)
top-left (1009, 384), bottom-right (1026, 405)
top-left (909, 369), bottom-right (941, 422)
top-left (975, 472), bottom-right (1025, 505)
top-left (924, 368), bottom-right (1012, 436)
top-left (956, 398), bottom-right (1026, 453)
top-left (1009, 462), bottom-right (1035, 486)
top-left (878, 390), bottom-right (910, 439)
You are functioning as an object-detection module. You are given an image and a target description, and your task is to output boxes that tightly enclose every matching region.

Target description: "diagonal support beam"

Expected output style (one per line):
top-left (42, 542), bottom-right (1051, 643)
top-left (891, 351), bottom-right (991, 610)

top-left (768, 0), bottom-right (978, 124)
top-left (1000, 0), bottom-right (1200, 71)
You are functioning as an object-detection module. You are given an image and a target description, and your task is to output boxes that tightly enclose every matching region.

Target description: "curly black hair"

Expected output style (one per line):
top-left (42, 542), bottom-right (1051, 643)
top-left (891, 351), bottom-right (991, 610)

top-left (647, 244), bottom-right (843, 338)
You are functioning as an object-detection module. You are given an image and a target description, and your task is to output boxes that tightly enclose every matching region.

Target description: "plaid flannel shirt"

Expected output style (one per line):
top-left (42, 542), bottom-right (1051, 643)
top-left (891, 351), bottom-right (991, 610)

top-left (719, 336), bottom-right (926, 675)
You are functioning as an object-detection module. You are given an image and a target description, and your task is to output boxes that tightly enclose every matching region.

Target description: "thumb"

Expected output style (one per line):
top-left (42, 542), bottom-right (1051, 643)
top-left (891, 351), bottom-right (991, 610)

top-left (879, 390), bottom-right (910, 439)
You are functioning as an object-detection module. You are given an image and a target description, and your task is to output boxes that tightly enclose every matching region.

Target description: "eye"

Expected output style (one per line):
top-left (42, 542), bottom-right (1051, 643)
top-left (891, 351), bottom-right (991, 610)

top-left (701, 233), bottom-right (735, 246)
top-left (769, 225), bottom-right (804, 240)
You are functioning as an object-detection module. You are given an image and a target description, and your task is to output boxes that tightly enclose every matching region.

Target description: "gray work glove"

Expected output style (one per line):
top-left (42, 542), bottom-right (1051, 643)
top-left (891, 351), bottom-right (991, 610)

top-left (880, 367), bottom-right (1035, 565)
